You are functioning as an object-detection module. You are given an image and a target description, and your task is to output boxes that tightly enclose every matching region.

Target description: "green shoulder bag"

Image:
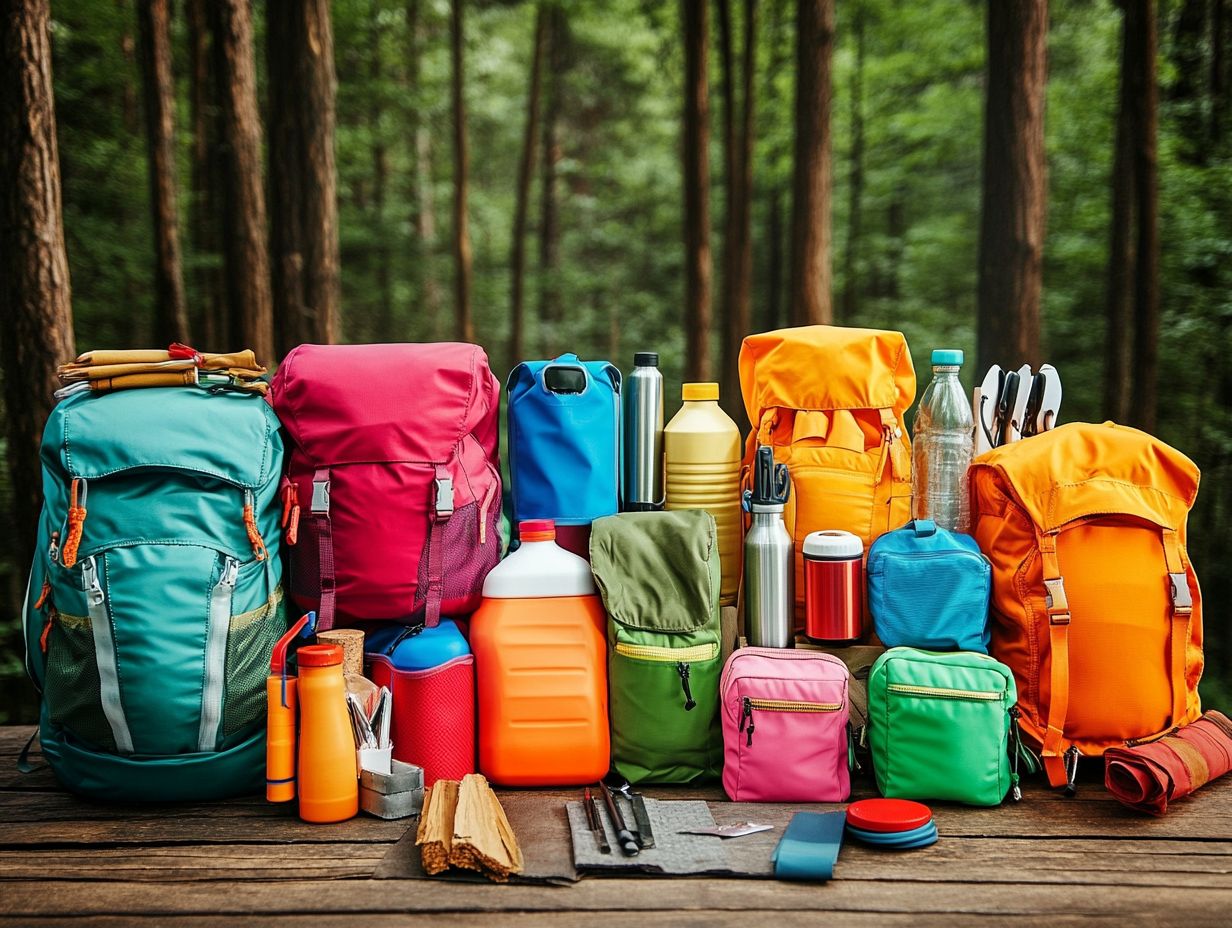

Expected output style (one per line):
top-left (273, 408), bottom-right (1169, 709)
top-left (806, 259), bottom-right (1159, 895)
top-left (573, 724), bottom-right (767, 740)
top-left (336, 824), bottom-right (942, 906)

top-left (868, 647), bottom-right (1026, 806)
top-left (589, 510), bottom-right (723, 784)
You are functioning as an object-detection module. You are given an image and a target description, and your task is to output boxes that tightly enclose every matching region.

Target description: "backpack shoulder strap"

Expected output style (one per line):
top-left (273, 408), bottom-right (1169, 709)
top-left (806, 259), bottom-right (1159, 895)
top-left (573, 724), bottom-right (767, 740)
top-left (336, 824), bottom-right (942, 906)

top-left (310, 468), bottom-right (337, 631)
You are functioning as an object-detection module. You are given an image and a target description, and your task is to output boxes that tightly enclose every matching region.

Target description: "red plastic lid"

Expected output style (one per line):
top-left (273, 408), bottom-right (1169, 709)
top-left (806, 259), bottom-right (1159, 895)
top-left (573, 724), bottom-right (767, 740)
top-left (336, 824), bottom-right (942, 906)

top-left (846, 798), bottom-right (932, 833)
top-left (519, 519), bottom-right (556, 542)
top-left (296, 644), bottom-right (344, 667)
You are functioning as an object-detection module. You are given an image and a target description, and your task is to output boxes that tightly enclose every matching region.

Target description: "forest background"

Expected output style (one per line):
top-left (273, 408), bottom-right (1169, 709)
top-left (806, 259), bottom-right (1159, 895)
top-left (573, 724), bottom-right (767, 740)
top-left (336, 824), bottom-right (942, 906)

top-left (0, 0), bottom-right (1229, 721)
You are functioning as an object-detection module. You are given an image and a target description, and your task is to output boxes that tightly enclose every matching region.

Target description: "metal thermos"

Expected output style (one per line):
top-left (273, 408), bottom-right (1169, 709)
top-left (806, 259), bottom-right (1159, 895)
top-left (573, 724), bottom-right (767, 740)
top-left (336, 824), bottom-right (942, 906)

top-left (623, 352), bottom-right (664, 511)
top-left (743, 446), bottom-right (793, 648)
top-left (803, 531), bottom-right (864, 643)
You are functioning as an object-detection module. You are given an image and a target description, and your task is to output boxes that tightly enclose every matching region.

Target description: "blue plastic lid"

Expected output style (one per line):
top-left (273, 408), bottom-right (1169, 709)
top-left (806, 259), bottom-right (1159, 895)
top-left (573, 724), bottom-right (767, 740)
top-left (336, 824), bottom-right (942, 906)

top-left (931, 348), bottom-right (964, 367)
top-left (364, 620), bottom-right (470, 671)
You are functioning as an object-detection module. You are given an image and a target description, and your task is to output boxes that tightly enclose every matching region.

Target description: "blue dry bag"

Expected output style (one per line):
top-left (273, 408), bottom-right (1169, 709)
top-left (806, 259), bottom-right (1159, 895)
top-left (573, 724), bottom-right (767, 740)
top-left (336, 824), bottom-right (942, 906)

top-left (507, 353), bottom-right (622, 525)
top-left (867, 519), bottom-right (991, 653)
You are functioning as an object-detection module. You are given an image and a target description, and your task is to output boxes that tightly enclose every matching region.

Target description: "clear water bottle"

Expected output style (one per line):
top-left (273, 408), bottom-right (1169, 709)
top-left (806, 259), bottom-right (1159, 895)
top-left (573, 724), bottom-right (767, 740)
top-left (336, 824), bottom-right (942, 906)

top-left (912, 348), bottom-right (974, 532)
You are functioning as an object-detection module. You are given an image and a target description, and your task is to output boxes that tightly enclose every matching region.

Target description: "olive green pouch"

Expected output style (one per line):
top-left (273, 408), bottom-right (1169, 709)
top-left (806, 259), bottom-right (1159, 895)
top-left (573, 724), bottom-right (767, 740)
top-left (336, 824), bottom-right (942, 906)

top-left (590, 510), bottom-right (723, 784)
top-left (868, 647), bottom-right (1022, 806)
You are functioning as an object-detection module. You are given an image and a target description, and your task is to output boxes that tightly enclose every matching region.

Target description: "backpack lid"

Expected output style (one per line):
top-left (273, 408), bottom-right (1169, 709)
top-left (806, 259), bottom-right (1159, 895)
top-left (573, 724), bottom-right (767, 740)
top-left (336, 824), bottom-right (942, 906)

top-left (972, 421), bottom-right (1199, 533)
top-left (738, 325), bottom-right (915, 424)
top-left (589, 510), bottom-right (718, 632)
top-left (269, 343), bottom-right (497, 466)
top-left (48, 387), bottom-right (281, 489)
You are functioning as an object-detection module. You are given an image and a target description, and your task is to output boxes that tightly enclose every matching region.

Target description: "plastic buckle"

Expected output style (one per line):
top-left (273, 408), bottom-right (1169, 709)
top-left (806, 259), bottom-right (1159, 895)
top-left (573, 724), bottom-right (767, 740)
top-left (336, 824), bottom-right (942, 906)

top-left (434, 477), bottom-right (454, 519)
top-left (1044, 577), bottom-right (1070, 625)
top-left (311, 480), bottom-right (330, 514)
top-left (1169, 573), bottom-right (1193, 616)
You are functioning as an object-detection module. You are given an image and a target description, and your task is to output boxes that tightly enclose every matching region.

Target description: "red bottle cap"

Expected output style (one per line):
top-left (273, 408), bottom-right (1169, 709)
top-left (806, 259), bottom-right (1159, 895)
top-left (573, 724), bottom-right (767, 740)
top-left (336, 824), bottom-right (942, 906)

top-left (519, 519), bottom-right (556, 542)
top-left (296, 644), bottom-right (344, 667)
top-left (845, 798), bottom-right (933, 833)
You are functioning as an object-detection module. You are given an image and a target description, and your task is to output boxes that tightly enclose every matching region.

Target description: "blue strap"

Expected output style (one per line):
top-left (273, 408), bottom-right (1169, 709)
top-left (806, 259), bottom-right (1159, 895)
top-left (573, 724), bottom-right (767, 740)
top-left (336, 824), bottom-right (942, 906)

top-left (771, 811), bottom-right (846, 881)
top-left (912, 519), bottom-right (938, 537)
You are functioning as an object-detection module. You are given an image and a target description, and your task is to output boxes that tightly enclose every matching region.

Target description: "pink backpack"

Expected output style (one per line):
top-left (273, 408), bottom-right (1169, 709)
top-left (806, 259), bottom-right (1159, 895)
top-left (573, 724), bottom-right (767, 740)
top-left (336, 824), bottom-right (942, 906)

top-left (720, 648), bottom-right (851, 802)
top-left (269, 344), bottom-right (502, 630)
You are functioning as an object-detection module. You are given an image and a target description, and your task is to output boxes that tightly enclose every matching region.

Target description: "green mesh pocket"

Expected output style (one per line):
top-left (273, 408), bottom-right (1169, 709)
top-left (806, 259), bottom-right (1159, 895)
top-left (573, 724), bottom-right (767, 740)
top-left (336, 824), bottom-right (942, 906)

top-left (44, 612), bottom-right (116, 752)
top-left (223, 590), bottom-right (286, 737)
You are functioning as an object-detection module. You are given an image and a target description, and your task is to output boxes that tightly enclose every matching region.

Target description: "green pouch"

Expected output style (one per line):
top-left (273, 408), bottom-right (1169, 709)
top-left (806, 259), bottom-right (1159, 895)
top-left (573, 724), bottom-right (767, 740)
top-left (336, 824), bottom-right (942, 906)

top-left (868, 647), bottom-right (1019, 806)
top-left (590, 510), bottom-right (723, 784)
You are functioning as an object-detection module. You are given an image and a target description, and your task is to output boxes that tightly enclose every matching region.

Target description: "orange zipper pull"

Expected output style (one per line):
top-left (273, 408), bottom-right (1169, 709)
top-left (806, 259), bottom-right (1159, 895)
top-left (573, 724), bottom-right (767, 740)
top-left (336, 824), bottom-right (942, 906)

top-left (244, 492), bottom-right (268, 561)
top-left (280, 482), bottom-right (300, 546)
top-left (34, 579), bottom-right (52, 610)
top-left (61, 479), bottom-right (88, 568)
top-left (39, 613), bottom-right (54, 654)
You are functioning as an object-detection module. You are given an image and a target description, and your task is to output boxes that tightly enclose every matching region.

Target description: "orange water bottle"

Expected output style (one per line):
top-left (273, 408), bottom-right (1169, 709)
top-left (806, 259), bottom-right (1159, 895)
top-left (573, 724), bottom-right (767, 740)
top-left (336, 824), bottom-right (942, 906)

top-left (296, 644), bottom-right (358, 823)
top-left (266, 611), bottom-right (314, 803)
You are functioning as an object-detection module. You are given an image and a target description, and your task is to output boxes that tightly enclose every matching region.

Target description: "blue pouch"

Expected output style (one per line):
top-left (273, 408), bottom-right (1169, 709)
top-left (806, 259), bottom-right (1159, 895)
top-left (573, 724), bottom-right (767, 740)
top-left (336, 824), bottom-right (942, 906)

top-left (507, 353), bottom-right (622, 525)
top-left (867, 520), bottom-right (991, 653)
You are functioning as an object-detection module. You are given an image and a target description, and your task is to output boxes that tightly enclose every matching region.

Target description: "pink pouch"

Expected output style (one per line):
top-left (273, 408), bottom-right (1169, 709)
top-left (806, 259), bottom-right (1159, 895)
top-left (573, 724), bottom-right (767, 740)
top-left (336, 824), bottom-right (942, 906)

top-left (720, 648), bottom-right (851, 802)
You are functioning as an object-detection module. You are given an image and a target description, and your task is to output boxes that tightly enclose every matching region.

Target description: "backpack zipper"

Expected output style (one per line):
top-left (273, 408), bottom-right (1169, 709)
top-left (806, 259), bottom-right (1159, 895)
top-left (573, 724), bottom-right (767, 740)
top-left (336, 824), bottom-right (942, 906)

top-left (676, 662), bottom-right (697, 711)
top-left (739, 695), bottom-right (843, 747)
top-left (886, 683), bottom-right (1003, 701)
top-left (198, 556), bottom-right (239, 752)
top-left (82, 555), bottom-right (135, 754)
top-left (613, 642), bottom-right (716, 711)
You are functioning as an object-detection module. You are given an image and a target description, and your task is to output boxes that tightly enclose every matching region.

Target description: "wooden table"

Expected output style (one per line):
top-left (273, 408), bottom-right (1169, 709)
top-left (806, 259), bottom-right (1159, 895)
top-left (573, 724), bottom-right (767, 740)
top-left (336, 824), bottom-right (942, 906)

top-left (2, 725), bottom-right (1229, 926)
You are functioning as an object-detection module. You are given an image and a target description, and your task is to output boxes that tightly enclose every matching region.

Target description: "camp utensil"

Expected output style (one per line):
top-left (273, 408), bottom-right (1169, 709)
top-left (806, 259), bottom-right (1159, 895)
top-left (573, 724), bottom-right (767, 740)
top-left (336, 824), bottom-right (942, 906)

top-left (583, 788), bottom-right (612, 853)
top-left (977, 365), bottom-right (1003, 453)
top-left (995, 369), bottom-right (1019, 447)
top-left (599, 782), bottom-right (639, 856)
top-left (1008, 364), bottom-right (1033, 442)
top-left (1021, 370), bottom-right (1046, 438)
top-left (630, 793), bottom-right (656, 849)
top-left (1034, 363), bottom-right (1062, 432)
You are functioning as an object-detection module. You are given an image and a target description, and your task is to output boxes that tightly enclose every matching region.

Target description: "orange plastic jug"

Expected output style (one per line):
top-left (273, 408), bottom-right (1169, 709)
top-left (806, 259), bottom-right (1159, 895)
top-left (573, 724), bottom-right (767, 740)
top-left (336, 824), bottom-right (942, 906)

top-left (296, 644), bottom-right (358, 823)
top-left (469, 519), bottom-right (609, 786)
top-left (664, 383), bottom-right (742, 605)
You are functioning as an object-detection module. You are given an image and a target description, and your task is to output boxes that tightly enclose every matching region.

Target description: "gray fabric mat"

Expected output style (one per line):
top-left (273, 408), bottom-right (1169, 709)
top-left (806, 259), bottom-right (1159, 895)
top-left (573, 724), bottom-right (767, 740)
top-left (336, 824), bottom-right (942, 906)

top-left (567, 798), bottom-right (731, 874)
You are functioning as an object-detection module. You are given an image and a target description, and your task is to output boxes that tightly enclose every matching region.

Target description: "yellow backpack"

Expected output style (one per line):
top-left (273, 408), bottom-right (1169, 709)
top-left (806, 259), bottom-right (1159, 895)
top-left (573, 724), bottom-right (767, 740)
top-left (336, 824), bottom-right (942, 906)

top-left (739, 326), bottom-right (916, 622)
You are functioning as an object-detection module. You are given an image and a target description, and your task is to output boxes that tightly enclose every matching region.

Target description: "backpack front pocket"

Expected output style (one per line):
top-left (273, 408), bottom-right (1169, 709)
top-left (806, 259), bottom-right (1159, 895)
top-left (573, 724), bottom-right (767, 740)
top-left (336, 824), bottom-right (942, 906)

top-left (728, 694), bottom-right (849, 802)
top-left (609, 639), bottom-right (721, 784)
top-left (870, 550), bottom-right (991, 652)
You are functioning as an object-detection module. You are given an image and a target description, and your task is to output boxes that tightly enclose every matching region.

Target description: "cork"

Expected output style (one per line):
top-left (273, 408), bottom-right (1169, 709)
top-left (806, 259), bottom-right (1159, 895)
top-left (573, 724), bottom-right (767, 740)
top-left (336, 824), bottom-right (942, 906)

top-left (316, 628), bottom-right (365, 676)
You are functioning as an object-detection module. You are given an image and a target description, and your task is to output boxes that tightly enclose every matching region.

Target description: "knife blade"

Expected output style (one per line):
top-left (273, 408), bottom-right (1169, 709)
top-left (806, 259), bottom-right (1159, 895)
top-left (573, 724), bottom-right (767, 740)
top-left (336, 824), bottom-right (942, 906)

top-left (630, 793), bottom-right (655, 849)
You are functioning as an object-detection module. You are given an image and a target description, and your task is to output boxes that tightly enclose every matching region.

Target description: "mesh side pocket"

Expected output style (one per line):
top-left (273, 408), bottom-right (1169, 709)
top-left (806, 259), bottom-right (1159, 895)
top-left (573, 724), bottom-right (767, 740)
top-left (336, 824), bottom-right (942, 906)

top-left (289, 516), bottom-right (323, 600)
top-left (44, 612), bottom-right (115, 752)
top-left (223, 591), bottom-right (287, 737)
top-left (413, 501), bottom-right (500, 610)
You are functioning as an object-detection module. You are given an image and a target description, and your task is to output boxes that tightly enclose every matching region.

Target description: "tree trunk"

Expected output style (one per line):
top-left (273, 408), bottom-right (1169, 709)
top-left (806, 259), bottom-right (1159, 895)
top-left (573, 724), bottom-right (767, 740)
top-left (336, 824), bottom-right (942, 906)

top-left (1127, 0), bottom-right (1160, 433)
top-left (538, 3), bottom-right (565, 329)
top-left (975, 0), bottom-right (1047, 375)
top-left (839, 7), bottom-right (865, 325)
top-left (450, 0), bottom-right (474, 343)
top-left (267, 0), bottom-right (340, 358)
top-left (187, 0), bottom-right (225, 348)
top-left (510, 6), bottom-right (547, 366)
top-left (137, 0), bottom-right (190, 346)
top-left (406, 0), bottom-right (442, 339)
top-left (1104, 20), bottom-right (1136, 425)
top-left (789, 0), bottom-right (834, 327)
top-left (0, 0), bottom-right (78, 572)
top-left (718, 0), bottom-right (756, 424)
top-left (211, 0), bottom-right (274, 365)
top-left (766, 187), bottom-right (784, 331)
top-left (682, 0), bottom-right (712, 381)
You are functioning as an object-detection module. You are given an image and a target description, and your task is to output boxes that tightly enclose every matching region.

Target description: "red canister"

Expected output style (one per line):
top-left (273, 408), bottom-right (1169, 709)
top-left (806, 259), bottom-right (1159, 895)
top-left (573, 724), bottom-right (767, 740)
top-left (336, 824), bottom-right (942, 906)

top-left (803, 531), bottom-right (864, 643)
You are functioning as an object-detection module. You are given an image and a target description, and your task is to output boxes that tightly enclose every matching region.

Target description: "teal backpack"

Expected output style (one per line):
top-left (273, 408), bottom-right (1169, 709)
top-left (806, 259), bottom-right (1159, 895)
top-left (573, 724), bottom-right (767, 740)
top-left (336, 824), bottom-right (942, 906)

top-left (589, 510), bottom-right (723, 784)
top-left (23, 388), bottom-right (286, 801)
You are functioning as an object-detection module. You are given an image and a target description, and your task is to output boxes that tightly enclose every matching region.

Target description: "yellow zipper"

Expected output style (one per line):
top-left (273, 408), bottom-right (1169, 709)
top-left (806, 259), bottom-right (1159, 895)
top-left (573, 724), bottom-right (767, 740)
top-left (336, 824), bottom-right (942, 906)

top-left (614, 642), bottom-right (718, 663)
top-left (746, 697), bottom-right (842, 712)
top-left (886, 683), bottom-right (1002, 701)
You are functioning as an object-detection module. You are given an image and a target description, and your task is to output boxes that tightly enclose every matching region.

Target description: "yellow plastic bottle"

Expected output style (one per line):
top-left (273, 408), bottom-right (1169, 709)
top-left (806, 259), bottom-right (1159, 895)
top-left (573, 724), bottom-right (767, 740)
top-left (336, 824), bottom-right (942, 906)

top-left (664, 382), bottom-right (742, 605)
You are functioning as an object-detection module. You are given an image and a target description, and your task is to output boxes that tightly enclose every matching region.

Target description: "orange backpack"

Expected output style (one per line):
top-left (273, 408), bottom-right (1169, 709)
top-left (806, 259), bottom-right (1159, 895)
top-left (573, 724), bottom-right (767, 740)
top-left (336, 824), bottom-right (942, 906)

top-left (970, 422), bottom-right (1203, 791)
top-left (739, 326), bottom-right (915, 621)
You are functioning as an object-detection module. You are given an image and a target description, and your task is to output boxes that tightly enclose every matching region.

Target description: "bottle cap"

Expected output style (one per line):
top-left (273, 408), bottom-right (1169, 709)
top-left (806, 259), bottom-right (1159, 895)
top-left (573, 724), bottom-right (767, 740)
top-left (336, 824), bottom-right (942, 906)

top-left (518, 519), bottom-right (556, 542)
top-left (296, 644), bottom-right (344, 668)
top-left (931, 348), bottom-right (964, 367)
top-left (633, 351), bottom-right (659, 367)
top-left (802, 530), bottom-right (863, 559)
top-left (682, 382), bottom-right (719, 401)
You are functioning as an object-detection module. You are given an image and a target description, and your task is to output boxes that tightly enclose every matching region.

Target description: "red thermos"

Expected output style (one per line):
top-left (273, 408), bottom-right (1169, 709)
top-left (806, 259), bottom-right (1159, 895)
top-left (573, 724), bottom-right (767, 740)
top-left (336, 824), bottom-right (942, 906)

top-left (803, 531), bottom-right (864, 643)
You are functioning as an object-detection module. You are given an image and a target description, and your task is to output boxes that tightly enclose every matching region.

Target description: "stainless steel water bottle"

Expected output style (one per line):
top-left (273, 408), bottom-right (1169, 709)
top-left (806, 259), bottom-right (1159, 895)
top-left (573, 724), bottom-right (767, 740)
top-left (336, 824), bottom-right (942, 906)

top-left (743, 445), bottom-right (794, 648)
top-left (623, 352), bottom-right (664, 511)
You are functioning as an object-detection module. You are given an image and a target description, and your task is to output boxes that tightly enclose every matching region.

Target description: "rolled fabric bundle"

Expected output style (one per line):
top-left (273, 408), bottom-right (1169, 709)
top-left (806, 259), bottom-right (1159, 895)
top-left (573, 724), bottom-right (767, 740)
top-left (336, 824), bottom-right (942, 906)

top-left (1104, 711), bottom-right (1232, 815)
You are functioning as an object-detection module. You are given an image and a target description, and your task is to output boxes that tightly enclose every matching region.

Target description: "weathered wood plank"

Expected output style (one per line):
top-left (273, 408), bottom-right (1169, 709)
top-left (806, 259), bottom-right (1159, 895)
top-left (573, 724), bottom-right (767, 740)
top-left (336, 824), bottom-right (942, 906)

top-left (2, 877), bottom-right (1229, 919)
top-left (0, 837), bottom-right (1227, 887)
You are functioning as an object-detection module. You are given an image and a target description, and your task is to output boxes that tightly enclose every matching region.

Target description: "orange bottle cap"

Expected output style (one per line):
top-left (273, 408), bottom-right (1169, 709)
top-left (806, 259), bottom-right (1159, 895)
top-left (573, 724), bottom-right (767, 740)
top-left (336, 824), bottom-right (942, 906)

top-left (296, 643), bottom-right (344, 667)
top-left (519, 519), bottom-right (556, 542)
